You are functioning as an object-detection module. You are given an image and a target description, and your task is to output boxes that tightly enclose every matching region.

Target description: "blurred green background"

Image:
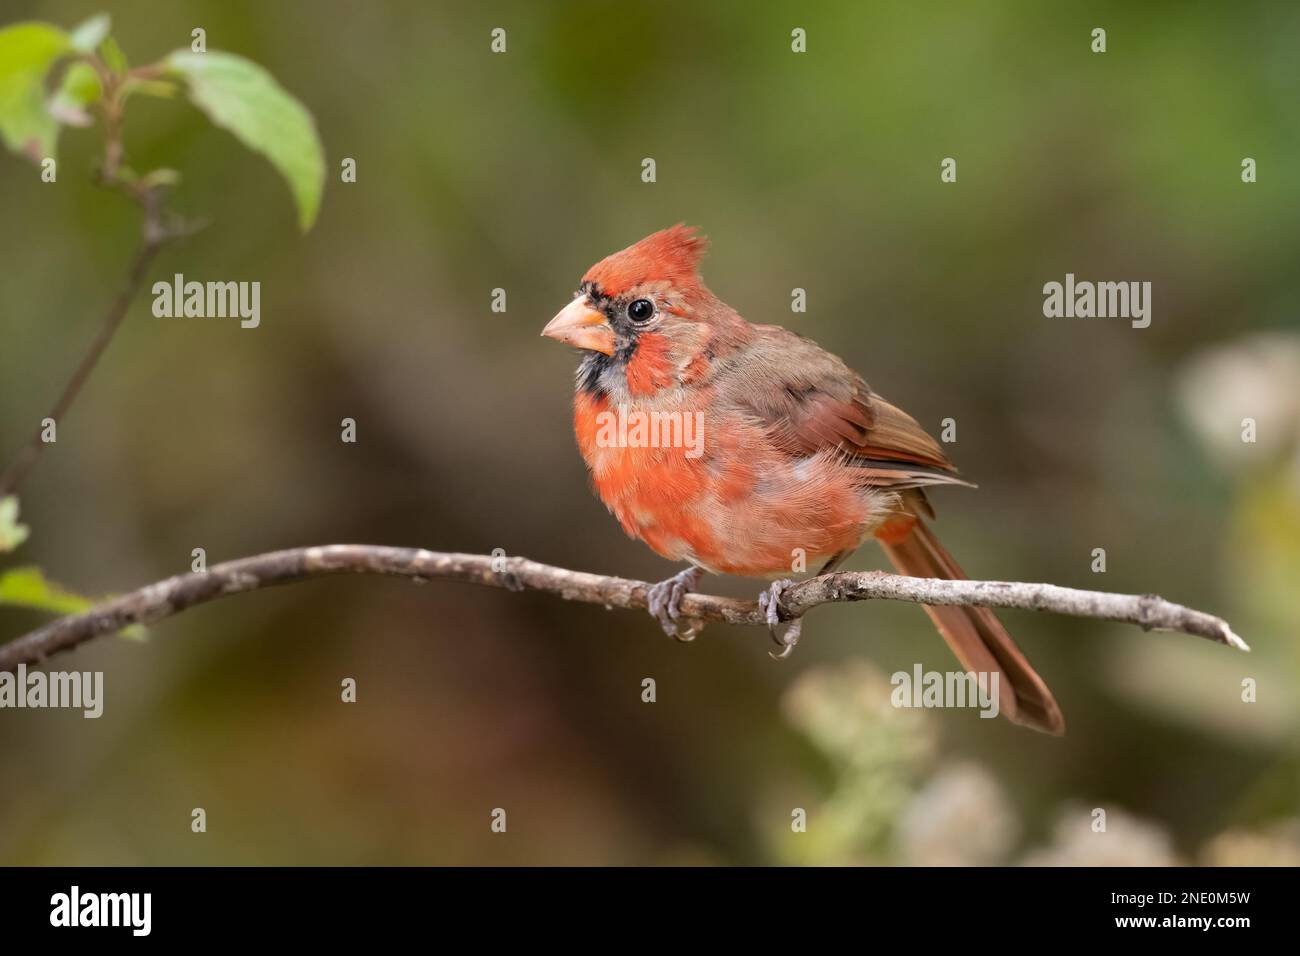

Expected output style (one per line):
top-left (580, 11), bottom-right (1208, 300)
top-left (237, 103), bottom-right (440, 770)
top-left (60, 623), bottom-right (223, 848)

top-left (1, 0), bottom-right (1297, 865)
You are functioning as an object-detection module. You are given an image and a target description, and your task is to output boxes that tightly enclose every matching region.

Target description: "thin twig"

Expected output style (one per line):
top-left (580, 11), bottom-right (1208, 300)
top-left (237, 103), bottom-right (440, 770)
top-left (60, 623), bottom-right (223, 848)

top-left (0, 57), bottom-right (196, 497)
top-left (0, 237), bottom-right (162, 496)
top-left (0, 545), bottom-right (1248, 673)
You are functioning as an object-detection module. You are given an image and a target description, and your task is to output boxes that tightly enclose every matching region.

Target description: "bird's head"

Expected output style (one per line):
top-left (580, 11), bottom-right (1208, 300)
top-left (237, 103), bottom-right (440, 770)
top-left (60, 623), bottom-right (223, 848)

top-left (542, 225), bottom-right (739, 397)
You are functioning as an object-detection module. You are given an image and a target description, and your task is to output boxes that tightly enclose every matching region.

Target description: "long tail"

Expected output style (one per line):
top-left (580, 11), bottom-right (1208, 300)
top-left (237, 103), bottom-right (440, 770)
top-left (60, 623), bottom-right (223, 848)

top-left (876, 517), bottom-right (1065, 735)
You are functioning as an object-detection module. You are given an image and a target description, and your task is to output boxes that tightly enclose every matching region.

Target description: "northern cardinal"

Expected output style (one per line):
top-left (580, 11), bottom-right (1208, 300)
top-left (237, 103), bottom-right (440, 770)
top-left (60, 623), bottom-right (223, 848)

top-left (542, 225), bottom-right (1063, 734)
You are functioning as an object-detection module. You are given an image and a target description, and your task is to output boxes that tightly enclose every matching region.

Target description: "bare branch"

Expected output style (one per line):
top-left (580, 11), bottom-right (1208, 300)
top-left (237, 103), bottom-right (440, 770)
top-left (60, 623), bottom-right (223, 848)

top-left (0, 236), bottom-right (162, 497)
top-left (0, 545), bottom-right (1248, 673)
top-left (0, 59), bottom-right (199, 498)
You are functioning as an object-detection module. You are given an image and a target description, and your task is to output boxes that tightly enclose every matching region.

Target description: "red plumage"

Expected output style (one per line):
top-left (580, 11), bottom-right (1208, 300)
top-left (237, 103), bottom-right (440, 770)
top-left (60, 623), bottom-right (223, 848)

top-left (582, 224), bottom-right (708, 299)
top-left (544, 227), bottom-right (1064, 734)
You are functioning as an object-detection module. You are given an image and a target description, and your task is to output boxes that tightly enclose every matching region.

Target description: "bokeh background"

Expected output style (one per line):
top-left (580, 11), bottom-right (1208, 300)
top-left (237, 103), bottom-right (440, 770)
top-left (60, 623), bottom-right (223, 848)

top-left (1, 0), bottom-right (1297, 865)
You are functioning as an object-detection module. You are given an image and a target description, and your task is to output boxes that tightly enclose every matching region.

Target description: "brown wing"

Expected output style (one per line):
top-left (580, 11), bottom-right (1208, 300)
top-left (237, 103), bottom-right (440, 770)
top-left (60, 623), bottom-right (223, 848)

top-left (724, 325), bottom-right (970, 494)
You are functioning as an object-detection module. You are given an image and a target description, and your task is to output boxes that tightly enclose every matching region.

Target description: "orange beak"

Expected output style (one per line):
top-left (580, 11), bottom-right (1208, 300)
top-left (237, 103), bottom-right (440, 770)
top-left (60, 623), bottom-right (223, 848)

top-left (541, 297), bottom-right (615, 355)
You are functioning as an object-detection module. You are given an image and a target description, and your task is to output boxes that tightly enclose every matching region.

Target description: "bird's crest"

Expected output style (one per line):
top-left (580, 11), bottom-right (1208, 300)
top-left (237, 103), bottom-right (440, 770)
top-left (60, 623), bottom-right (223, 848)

top-left (583, 224), bottom-right (708, 297)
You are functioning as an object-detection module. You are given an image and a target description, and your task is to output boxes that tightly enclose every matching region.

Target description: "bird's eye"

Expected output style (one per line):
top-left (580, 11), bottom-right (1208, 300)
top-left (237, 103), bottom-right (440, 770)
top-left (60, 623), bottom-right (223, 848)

top-left (627, 298), bottom-right (655, 323)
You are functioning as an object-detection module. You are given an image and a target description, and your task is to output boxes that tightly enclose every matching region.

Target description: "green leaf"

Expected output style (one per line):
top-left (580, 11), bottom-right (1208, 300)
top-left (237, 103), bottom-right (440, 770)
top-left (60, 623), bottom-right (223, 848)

top-left (59, 61), bottom-right (101, 104)
top-left (0, 565), bottom-right (147, 640)
top-left (45, 16), bottom-right (109, 128)
top-left (121, 76), bottom-right (177, 101)
top-left (100, 35), bottom-right (127, 74)
top-left (0, 496), bottom-right (29, 553)
top-left (118, 622), bottom-right (148, 641)
top-left (0, 21), bottom-right (72, 161)
top-left (68, 14), bottom-right (110, 53)
top-left (165, 50), bottom-right (324, 230)
top-left (48, 61), bottom-right (101, 126)
top-left (139, 167), bottom-right (181, 188)
top-left (0, 566), bottom-right (89, 615)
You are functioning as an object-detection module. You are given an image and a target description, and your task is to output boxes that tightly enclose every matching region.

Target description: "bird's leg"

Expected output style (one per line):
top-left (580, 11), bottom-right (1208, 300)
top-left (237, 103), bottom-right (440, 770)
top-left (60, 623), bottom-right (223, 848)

top-left (755, 551), bottom-right (849, 659)
top-left (758, 579), bottom-right (803, 660)
top-left (646, 565), bottom-right (704, 642)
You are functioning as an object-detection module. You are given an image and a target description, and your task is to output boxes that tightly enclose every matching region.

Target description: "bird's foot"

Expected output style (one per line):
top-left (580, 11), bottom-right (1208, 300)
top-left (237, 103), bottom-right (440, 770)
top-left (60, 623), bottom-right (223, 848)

top-left (758, 579), bottom-right (804, 660)
top-left (646, 566), bottom-right (703, 642)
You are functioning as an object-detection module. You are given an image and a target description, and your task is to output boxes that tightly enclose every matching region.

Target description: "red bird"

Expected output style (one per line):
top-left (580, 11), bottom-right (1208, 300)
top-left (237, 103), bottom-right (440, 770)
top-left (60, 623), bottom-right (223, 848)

top-left (542, 225), bottom-right (1063, 734)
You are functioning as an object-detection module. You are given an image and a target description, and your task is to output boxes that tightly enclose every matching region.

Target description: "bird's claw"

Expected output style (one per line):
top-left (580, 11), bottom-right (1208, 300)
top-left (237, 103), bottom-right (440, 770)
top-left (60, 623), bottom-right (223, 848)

top-left (646, 566), bottom-right (703, 642)
top-left (759, 579), bottom-right (804, 660)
